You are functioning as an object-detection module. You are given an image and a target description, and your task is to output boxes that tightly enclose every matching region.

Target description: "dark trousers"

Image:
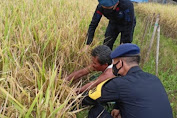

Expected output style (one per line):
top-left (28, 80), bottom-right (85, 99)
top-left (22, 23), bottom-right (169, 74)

top-left (88, 104), bottom-right (112, 118)
top-left (103, 19), bottom-right (136, 50)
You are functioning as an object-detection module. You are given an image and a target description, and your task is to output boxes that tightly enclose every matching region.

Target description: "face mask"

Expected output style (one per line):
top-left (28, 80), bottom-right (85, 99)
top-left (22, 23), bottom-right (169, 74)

top-left (112, 61), bottom-right (123, 76)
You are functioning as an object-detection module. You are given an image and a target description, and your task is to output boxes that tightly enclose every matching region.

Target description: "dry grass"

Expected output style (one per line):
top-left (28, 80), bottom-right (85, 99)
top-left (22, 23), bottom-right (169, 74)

top-left (135, 3), bottom-right (177, 40)
top-left (0, 0), bottom-right (98, 117)
top-left (1, 0), bottom-right (176, 117)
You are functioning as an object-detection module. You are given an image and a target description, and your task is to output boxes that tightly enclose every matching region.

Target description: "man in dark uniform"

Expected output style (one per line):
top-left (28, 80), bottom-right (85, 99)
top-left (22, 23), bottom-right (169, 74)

top-left (84, 0), bottom-right (136, 50)
top-left (82, 43), bottom-right (173, 118)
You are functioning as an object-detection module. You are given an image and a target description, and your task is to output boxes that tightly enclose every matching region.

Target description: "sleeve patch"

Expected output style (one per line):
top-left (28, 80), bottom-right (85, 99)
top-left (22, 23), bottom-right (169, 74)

top-left (96, 10), bottom-right (103, 15)
top-left (116, 7), bottom-right (120, 11)
top-left (88, 79), bottom-right (111, 100)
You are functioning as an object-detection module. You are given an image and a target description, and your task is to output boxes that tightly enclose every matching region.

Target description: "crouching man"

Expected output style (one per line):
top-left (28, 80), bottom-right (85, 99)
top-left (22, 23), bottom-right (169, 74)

top-left (65, 45), bottom-right (115, 94)
top-left (82, 43), bottom-right (173, 118)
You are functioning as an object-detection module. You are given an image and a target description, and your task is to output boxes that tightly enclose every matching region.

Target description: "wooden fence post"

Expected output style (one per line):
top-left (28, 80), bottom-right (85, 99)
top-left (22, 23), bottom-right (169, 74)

top-left (156, 25), bottom-right (160, 76)
top-left (145, 14), bottom-right (160, 63)
top-left (147, 13), bottom-right (155, 42)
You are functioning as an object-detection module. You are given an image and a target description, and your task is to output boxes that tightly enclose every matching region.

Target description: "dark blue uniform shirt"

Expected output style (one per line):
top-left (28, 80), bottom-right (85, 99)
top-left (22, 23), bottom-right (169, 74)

top-left (84, 66), bottom-right (173, 118)
top-left (86, 0), bottom-right (135, 45)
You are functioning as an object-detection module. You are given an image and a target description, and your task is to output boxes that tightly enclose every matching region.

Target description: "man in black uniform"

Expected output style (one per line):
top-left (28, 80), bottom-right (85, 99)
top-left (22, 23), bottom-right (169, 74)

top-left (82, 43), bottom-right (173, 118)
top-left (84, 0), bottom-right (136, 50)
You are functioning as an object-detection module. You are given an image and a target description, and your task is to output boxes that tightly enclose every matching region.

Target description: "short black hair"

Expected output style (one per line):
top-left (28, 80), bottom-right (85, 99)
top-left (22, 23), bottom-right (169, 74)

top-left (121, 55), bottom-right (140, 64)
top-left (91, 45), bottom-right (112, 65)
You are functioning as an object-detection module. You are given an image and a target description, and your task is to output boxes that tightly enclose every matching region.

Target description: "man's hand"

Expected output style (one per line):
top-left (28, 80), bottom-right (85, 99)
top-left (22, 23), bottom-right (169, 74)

top-left (80, 45), bottom-right (89, 53)
top-left (64, 76), bottom-right (70, 81)
top-left (64, 74), bottom-right (73, 81)
top-left (64, 64), bottom-right (94, 83)
top-left (111, 109), bottom-right (121, 118)
top-left (75, 88), bottom-right (81, 95)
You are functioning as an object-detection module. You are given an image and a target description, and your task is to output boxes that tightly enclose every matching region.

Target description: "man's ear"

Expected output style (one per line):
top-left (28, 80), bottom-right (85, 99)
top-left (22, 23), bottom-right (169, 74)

top-left (101, 63), bottom-right (108, 68)
top-left (104, 63), bottom-right (109, 67)
top-left (120, 60), bottom-right (124, 67)
top-left (116, 60), bottom-right (123, 68)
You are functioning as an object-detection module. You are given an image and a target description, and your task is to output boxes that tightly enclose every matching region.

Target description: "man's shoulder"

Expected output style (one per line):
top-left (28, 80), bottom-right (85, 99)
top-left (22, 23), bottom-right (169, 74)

top-left (139, 71), bottom-right (160, 80)
top-left (101, 68), bottom-right (114, 78)
top-left (103, 76), bottom-right (124, 86)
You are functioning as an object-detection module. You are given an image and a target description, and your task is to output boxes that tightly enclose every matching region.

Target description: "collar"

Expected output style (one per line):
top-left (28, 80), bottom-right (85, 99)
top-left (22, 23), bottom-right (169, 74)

top-left (126, 66), bottom-right (142, 75)
top-left (107, 64), bottom-right (113, 69)
top-left (103, 64), bottom-right (113, 73)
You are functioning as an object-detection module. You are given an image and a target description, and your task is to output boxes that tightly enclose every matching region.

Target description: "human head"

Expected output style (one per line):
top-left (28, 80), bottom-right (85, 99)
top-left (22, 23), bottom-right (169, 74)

top-left (91, 45), bottom-right (112, 71)
top-left (98, 0), bottom-right (119, 7)
top-left (111, 43), bottom-right (140, 76)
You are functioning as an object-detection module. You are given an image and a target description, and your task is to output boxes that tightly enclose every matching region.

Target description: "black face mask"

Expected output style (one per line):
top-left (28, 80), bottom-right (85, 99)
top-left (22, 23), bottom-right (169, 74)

top-left (112, 61), bottom-right (123, 76)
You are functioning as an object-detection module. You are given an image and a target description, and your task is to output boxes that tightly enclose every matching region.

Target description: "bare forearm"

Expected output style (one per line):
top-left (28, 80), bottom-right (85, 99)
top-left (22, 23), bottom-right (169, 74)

top-left (79, 82), bottom-right (94, 93)
top-left (79, 81), bottom-right (98, 93)
top-left (66, 70), bottom-right (85, 81)
top-left (80, 73), bottom-right (114, 92)
top-left (66, 66), bottom-right (93, 81)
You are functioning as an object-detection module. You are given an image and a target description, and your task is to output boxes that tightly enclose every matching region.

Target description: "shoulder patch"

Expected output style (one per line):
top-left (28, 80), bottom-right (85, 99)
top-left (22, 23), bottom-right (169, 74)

top-left (88, 78), bottom-right (113, 100)
top-left (96, 10), bottom-right (102, 15)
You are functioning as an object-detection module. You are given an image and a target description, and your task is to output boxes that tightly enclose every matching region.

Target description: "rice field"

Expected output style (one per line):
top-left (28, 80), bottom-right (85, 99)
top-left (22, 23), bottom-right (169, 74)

top-left (0, 0), bottom-right (97, 117)
top-left (135, 3), bottom-right (177, 40)
top-left (0, 0), bottom-right (177, 117)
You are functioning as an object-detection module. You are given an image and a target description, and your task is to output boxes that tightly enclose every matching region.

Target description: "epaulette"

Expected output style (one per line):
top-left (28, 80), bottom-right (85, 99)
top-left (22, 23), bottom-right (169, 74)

top-left (88, 78), bottom-right (113, 100)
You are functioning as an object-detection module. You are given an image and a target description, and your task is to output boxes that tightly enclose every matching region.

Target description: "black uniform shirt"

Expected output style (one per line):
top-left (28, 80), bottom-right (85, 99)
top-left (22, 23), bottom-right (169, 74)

top-left (84, 66), bottom-right (173, 118)
top-left (86, 0), bottom-right (135, 45)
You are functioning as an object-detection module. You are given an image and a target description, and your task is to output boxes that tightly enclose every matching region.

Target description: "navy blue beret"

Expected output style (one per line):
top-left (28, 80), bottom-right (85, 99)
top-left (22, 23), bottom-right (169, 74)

top-left (98, 0), bottom-right (119, 7)
top-left (111, 43), bottom-right (140, 59)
